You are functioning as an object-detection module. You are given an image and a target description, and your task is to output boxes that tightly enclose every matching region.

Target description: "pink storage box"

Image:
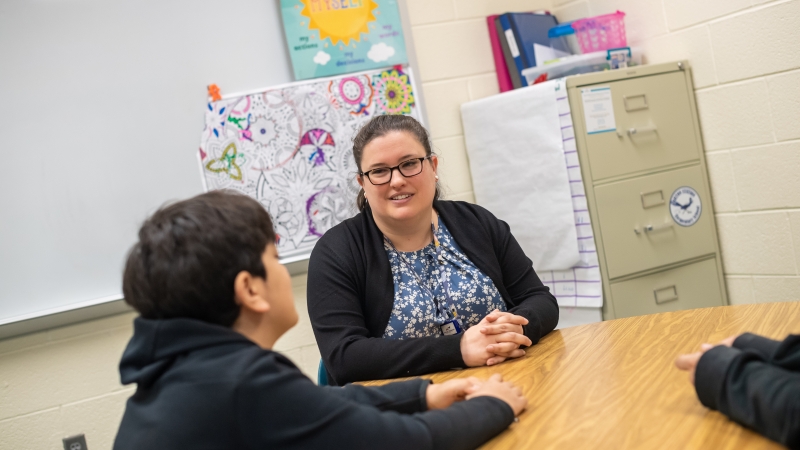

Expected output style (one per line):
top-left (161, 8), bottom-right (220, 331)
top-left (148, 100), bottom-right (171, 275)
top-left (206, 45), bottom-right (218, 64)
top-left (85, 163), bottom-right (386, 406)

top-left (571, 11), bottom-right (627, 53)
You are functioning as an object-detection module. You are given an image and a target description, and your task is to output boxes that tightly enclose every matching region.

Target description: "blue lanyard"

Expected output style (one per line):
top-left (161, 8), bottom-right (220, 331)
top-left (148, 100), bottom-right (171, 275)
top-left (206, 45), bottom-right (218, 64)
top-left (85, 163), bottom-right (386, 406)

top-left (384, 222), bottom-right (459, 320)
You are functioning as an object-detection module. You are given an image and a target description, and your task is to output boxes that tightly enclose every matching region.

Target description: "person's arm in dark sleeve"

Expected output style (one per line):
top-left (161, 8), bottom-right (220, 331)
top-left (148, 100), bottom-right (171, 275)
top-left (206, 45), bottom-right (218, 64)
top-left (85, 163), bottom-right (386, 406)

top-left (308, 238), bottom-right (465, 385)
top-left (694, 344), bottom-right (800, 449)
top-left (321, 378), bottom-right (429, 414)
top-left (237, 356), bottom-right (514, 450)
top-left (733, 333), bottom-right (800, 371)
top-left (488, 214), bottom-right (559, 345)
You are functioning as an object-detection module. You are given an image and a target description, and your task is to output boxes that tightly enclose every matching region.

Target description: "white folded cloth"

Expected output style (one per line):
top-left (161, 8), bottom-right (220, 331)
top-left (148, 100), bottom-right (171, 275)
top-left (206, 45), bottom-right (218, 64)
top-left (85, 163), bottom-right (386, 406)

top-left (461, 81), bottom-right (580, 272)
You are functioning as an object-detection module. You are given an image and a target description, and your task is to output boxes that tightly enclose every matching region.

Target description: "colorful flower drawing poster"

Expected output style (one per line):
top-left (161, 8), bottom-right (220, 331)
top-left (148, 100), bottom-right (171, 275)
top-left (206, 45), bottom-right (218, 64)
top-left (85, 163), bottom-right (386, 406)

top-left (198, 67), bottom-right (420, 262)
top-left (281, 0), bottom-right (408, 80)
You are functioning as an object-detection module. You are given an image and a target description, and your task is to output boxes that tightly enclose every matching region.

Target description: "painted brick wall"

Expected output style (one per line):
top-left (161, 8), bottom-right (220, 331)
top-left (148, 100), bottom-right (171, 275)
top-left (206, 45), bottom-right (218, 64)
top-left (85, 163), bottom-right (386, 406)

top-left (552, 0), bottom-right (800, 303)
top-left (406, 0), bottom-right (552, 203)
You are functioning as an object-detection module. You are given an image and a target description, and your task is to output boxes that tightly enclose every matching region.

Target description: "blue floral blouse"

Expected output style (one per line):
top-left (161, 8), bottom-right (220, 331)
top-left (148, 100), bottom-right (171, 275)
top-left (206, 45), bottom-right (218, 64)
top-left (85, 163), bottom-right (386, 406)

top-left (382, 217), bottom-right (507, 340)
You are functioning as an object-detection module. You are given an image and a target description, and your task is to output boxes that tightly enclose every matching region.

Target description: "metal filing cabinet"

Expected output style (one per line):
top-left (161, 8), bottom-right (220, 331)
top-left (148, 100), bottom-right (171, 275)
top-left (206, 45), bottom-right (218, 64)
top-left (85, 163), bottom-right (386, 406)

top-left (567, 61), bottom-right (728, 320)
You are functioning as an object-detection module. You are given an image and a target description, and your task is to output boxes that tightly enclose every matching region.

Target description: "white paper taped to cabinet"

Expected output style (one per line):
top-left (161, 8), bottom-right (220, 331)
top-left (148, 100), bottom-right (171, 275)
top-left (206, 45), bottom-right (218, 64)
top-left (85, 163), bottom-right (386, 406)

top-left (460, 80), bottom-right (580, 272)
top-left (581, 86), bottom-right (617, 134)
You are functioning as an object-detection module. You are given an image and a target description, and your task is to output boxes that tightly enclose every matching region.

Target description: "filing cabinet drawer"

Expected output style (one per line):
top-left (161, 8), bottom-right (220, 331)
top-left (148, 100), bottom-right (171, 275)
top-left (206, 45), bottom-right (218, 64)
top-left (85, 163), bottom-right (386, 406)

top-left (583, 71), bottom-right (700, 180)
top-left (610, 257), bottom-right (723, 318)
top-left (595, 165), bottom-right (715, 279)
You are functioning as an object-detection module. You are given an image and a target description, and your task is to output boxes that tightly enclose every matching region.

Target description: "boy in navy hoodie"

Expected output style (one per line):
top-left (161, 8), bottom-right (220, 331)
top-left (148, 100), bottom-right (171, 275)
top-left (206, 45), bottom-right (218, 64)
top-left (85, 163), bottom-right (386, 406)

top-left (113, 190), bottom-right (526, 450)
top-left (676, 333), bottom-right (800, 448)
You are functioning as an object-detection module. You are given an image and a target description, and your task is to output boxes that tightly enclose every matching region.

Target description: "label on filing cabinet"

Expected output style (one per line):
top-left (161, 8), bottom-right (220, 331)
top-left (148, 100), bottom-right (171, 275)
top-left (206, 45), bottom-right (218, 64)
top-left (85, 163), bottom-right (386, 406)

top-left (669, 186), bottom-right (702, 227)
top-left (581, 86), bottom-right (616, 134)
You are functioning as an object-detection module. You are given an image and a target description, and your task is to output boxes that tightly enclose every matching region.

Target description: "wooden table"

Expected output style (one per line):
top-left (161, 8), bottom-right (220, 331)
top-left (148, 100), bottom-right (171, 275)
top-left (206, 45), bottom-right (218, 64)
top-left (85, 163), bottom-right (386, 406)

top-left (365, 302), bottom-right (800, 449)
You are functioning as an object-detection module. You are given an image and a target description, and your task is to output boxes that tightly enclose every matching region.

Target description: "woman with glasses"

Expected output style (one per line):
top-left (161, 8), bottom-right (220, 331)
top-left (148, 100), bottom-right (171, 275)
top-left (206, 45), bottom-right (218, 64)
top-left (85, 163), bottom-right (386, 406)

top-left (307, 115), bottom-right (558, 385)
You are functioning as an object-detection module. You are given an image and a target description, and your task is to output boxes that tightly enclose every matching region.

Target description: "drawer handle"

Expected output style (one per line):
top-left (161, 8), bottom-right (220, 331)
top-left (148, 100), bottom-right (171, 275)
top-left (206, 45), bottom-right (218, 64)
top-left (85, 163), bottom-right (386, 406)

top-left (623, 94), bottom-right (648, 111)
top-left (654, 285), bottom-right (679, 304)
top-left (627, 125), bottom-right (657, 136)
top-left (634, 222), bottom-right (674, 235)
top-left (640, 190), bottom-right (665, 209)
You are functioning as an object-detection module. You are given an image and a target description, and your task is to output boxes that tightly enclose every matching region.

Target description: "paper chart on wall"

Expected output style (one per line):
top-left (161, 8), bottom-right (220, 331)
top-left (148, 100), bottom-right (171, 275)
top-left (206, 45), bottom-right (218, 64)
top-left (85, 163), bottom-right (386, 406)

top-left (539, 78), bottom-right (603, 308)
top-left (198, 67), bottom-right (421, 263)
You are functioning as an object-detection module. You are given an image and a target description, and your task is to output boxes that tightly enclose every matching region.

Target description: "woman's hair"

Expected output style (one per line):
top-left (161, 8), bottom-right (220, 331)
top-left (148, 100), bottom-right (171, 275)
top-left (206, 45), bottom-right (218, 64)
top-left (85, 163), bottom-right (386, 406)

top-left (122, 190), bottom-right (276, 327)
top-left (352, 114), bottom-right (441, 210)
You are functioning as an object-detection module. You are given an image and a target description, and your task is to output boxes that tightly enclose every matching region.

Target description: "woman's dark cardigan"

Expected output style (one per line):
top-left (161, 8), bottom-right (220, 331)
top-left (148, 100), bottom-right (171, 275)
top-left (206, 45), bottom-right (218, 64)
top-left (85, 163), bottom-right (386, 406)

top-left (307, 200), bottom-right (559, 385)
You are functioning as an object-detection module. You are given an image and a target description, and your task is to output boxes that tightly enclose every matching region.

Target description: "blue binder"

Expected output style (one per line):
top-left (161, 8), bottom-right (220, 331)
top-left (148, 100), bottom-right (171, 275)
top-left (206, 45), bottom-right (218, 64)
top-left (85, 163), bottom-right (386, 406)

top-left (497, 14), bottom-right (526, 82)
top-left (504, 13), bottom-right (567, 69)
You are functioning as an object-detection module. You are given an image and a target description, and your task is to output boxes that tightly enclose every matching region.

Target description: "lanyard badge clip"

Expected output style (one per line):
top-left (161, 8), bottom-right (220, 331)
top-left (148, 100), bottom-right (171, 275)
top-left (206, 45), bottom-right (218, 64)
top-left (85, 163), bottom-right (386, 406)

top-left (440, 305), bottom-right (462, 336)
top-left (440, 319), bottom-right (462, 336)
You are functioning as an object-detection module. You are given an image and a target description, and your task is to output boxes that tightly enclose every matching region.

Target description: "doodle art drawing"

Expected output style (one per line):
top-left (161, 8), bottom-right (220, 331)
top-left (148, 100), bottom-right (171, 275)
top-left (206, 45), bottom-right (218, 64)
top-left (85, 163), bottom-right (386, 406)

top-left (198, 67), bottom-right (420, 262)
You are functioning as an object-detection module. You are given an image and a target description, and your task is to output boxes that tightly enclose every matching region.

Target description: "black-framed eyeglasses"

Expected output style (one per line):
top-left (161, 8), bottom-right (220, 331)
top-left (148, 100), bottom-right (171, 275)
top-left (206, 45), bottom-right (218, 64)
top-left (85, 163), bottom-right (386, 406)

top-left (359, 156), bottom-right (432, 186)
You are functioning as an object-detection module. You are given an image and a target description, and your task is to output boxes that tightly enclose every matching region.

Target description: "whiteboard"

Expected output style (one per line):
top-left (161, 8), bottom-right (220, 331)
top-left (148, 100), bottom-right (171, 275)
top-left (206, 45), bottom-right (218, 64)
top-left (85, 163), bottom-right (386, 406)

top-left (0, 0), bottom-right (336, 326)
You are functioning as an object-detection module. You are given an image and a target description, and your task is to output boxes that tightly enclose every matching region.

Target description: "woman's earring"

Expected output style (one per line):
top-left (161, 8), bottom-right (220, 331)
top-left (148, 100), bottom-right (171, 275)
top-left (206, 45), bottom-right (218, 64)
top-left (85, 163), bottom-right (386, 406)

top-left (435, 175), bottom-right (439, 180)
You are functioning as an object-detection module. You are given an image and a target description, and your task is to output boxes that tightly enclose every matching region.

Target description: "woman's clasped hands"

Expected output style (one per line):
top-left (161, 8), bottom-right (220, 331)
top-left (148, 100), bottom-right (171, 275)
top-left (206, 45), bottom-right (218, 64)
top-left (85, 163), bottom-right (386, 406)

top-left (460, 309), bottom-right (532, 367)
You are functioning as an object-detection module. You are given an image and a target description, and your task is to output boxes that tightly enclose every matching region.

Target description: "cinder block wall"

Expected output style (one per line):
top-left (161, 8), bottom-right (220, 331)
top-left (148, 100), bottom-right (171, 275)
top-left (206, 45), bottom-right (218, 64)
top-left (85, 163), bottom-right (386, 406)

top-left (406, 0), bottom-right (552, 203)
top-left (2, 1), bottom-right (800, 449)
top-left (553, 0), bottom-right (800, 303)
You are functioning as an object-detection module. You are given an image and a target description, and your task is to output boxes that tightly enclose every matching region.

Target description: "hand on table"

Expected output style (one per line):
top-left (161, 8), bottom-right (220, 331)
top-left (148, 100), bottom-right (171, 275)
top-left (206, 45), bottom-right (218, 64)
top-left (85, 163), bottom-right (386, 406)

top-left (460, 310), bottom-right (531, 367)
top-left (481, 310), bottom-right (532, 365)
top-left (480, 309), bottom-right (527, 336)
top-left (703, 334), bottom-right (737, 350)
top-left (675, 334), bottom-right (739, 385)
top-left (426, 377), bottom-right (482, 410)
top-left (465, 373), bottom-right (527, 416)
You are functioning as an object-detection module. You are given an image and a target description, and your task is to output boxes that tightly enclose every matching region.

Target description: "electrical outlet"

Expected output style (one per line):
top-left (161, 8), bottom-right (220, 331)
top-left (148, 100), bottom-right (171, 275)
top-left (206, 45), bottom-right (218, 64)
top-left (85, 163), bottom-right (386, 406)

top-left (62, 434), bottom-right (88, 450)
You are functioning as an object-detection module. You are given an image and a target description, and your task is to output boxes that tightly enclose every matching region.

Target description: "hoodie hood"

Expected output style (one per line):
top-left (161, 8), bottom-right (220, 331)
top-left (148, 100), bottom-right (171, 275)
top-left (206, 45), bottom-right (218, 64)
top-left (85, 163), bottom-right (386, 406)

top-left (119, 317), bottom-right (253, 387)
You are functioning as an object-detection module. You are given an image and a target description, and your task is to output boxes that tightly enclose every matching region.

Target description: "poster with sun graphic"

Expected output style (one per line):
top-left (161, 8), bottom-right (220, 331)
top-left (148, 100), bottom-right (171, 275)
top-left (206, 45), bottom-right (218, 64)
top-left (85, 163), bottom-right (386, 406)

top-left (198, 66), bottom-right (419, 262)
top-left (281, 0), bottom-right (408, 80)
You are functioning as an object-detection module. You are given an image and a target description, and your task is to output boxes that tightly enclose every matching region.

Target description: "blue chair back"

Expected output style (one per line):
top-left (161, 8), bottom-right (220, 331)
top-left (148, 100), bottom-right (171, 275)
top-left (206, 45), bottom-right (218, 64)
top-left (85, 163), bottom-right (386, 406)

top-left (317, 359), bottom-right (329, 386)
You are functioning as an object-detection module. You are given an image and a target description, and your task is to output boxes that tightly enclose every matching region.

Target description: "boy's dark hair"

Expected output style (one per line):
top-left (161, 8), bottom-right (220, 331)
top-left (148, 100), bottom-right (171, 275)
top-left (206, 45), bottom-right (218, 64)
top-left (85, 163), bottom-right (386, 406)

top-left (122, 190), bottom-right (276, 327)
